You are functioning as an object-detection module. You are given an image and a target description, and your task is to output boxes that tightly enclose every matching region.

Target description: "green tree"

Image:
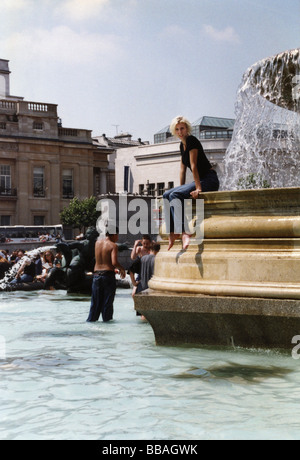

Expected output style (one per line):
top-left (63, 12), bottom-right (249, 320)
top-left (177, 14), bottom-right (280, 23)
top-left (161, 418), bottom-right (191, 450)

top-left (60, 196), bottom-right (99, 234)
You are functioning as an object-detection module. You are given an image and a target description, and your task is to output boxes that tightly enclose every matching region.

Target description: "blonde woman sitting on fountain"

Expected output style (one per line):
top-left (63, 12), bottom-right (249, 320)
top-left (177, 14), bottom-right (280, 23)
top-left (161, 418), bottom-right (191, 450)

top-left (163, 116), bottom-right (220, 250)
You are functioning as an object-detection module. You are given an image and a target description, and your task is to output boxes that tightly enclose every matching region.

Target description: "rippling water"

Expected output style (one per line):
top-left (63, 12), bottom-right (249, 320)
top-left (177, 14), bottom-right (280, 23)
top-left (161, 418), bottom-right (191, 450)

top-left (1, 289), bottom-right (300, 440)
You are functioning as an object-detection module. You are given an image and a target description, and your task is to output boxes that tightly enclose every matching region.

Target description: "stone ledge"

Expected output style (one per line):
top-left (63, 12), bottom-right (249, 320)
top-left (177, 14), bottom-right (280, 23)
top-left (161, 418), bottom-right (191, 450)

top-left (134, 289), bottom-right (300, 349)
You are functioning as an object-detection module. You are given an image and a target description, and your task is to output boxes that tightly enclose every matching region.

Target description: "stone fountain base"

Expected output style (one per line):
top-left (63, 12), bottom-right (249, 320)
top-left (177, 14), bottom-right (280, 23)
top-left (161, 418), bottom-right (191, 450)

top-left (134, 290), bottom-right (300, 349)
top-left (134, 187), bottom-right (300, 350)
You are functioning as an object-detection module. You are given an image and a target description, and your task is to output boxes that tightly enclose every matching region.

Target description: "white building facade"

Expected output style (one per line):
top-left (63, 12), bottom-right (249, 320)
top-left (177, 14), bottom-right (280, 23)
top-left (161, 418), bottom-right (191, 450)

top-left (115, 137), bottom-right (231, 196)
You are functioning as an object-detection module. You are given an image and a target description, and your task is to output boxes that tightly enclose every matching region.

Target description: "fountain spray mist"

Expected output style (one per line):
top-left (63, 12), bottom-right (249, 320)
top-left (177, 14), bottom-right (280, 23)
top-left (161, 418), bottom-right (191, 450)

top-left (221, 49), bottom-right (300, 191)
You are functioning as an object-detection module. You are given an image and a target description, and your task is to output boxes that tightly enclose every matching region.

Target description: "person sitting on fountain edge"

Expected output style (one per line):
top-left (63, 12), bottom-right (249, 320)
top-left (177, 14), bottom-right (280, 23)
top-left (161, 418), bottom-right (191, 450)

top-left (10, 250), bottom-right (36, 285)
top-left (86, 226), bottom-right (126, 323)
top-left (163, 116), bottom-right (219, 250)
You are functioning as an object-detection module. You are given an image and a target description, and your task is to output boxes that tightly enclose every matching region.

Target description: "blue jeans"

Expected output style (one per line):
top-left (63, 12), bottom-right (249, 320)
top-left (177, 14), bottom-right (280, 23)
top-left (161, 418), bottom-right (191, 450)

top-left (10, 274), bottom-right (34, 284)
top-left (86, 271), bottom-right (116, 322)
top-left (163, 169), bottom-right (219, 233)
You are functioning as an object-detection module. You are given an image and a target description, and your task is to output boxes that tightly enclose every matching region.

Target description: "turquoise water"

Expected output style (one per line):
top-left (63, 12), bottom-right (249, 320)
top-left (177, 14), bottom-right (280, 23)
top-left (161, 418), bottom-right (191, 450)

top-left (1, 289), bottom-right (300, 440)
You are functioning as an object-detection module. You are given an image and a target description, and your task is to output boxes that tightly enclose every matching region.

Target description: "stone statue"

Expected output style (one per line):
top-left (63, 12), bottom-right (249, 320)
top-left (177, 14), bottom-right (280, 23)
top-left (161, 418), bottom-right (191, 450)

top-left (53, 226), bottom-right (99, 293)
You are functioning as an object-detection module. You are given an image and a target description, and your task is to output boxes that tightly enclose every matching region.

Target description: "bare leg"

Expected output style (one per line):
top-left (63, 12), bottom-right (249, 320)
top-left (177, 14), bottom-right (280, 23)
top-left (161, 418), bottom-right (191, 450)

top-left (167, 232), bottom-right (180, 251)
top-left (182, 232), bottom-right (191, 250)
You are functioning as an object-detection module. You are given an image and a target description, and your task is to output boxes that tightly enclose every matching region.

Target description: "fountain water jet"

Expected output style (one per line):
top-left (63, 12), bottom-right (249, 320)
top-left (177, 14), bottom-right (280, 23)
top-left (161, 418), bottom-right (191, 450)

top-left (0, 246), bottom-right (55, 291)
top-left (134, 49), bottom-right (300, 349)
top-left (222, 49), bottom-right (300, 190)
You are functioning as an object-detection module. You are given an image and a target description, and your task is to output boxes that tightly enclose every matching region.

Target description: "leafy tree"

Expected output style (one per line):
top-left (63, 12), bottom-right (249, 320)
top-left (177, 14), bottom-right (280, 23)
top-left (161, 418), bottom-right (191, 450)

top-left (60, 196), bottom-right (99, 233)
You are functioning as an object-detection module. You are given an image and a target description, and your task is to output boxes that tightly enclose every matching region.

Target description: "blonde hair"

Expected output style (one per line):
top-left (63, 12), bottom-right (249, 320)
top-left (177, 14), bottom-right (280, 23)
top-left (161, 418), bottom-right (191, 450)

top-left (170, 116), bottom-right (192, 137)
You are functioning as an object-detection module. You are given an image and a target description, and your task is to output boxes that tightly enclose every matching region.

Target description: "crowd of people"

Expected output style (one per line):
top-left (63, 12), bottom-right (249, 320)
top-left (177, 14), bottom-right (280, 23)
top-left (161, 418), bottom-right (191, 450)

top-left (0, 248), bottom-right (65, 287)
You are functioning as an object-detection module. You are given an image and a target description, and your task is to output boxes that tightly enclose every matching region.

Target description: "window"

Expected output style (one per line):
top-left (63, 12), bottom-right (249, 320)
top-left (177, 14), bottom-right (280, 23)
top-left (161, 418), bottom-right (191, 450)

top-left (191, 126), bottom-right (200, 139)
top-left (139, 184), bottom-right (144, 195)
top-left (148, 183), bottom-right (155, 196)
top-left (33, 121), bottom-right (43, 130)
top-left (0, 165), bottom-right (11, 194)
top-left (199, 130), bottom-right (233, 139)
top-left (167, 181), bottom-right (174, 190)
top-left (0, 122), bottom-right (6, 130)
top-left (0, 215), bottom-right (11, 226)
top-left (33, 167), bottom-right (45, 197)
top-left (157, 182), bottom-right (165, 196)
top-left (154, 132), bottom-right (173, 144)
top-left (34, 216), bottom-right (45, 226)
top-left (62, 169), bottom-right (74, 198)
top-left (124, 166), bottom-right (129, 192)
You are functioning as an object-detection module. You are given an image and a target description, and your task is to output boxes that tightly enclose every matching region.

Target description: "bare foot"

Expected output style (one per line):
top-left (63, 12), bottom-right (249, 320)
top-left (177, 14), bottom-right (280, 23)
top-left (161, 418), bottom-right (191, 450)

top-left (182, 232), bottom-right (191, 250)
top-left (168, 233), bottom-right (180, 250)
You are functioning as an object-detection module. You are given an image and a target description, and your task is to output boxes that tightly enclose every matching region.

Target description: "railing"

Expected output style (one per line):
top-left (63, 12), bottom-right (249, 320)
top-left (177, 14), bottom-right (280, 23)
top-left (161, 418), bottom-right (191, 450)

top-left (33, 187), bottom-right (45, 197)
top-left (62, 190), bottom-right (74, 199)
top-left (28, 102), bottom-right (50, 112)
top-left (0, 100), bottom-right (17, 110)
top-left (59, 128), bottom-right (78, 137)
top-left (58, 127), bottom-right (92, 142)
top-left (16, 101), bottom-right (58, 117)
top-left (0, 187), bottom-right (17, 197)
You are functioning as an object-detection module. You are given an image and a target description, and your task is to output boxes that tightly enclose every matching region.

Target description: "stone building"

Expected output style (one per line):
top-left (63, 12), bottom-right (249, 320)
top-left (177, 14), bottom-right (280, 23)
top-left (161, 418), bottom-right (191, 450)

top-left (0, 59), bottom-right (113, 229)
top-left (93, 132), bottom-right (149, 194)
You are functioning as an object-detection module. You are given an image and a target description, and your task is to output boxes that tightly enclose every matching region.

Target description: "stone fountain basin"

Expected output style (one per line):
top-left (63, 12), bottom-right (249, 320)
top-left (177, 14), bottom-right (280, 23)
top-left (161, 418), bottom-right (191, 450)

top-left (151, 187), bottom-right (300, 300)
top-left (134, 187), bottom-right (300, 348)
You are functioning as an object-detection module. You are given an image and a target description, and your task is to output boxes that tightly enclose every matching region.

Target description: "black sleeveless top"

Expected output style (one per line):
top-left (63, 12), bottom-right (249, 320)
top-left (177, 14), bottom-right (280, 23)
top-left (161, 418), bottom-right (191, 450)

top-left (180, 135), bottom-right (212, 179)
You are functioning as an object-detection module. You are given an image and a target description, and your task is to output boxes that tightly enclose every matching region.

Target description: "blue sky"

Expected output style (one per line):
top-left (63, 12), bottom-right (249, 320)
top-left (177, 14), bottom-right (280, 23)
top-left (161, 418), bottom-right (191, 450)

top-left (1, 0), bottom-right (299, 142)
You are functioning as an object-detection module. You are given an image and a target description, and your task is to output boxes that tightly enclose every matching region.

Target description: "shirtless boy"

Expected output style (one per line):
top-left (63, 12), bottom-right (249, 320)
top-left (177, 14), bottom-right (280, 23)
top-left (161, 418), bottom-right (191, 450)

top-left (86, 229), bottom-right (125, 322)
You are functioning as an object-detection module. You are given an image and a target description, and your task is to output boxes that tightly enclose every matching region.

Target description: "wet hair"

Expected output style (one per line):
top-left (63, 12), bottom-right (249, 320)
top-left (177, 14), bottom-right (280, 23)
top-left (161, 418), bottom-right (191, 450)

top-left (153, 243), bottom-right (161, 252)
top-left (141, 234), bottom-right (151, 241)
top-left (170, 115), bottom-right (192, 137)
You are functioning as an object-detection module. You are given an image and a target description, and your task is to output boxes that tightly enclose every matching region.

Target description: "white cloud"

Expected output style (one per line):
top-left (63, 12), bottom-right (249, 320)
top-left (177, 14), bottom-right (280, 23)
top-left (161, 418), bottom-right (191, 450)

top-left (203, 25), bottom-right (241, 44)
top-left (2, 26), bottom-right (123, 66)
top-left (55, 0), bottom-right (110, 21)
top-left (1, 0), bottom-right (33, 10)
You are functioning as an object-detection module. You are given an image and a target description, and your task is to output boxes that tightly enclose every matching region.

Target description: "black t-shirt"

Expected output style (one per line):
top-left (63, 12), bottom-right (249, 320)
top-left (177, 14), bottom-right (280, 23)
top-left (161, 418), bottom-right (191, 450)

top-left (24, 261), bottom-right (36, 278)
top-left (0, 261), bottom-right (10, 279)
top-left (180, 135), bottom-right (212, 179)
